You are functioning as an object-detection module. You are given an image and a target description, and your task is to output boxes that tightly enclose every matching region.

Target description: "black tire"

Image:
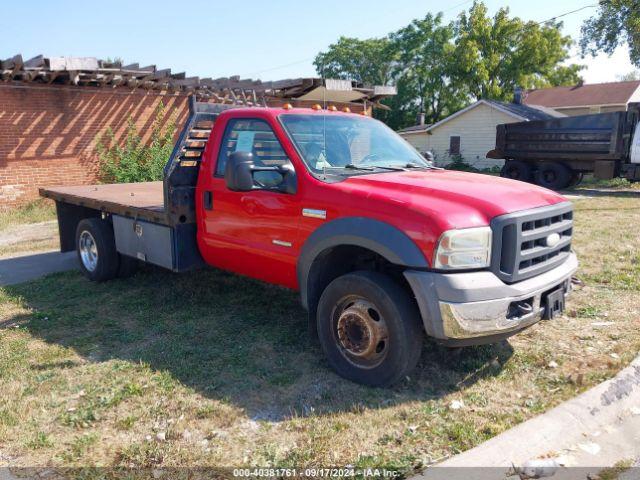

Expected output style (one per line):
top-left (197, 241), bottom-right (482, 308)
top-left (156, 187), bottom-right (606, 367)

top-left (316, 271), bottom-right (423, 387)
top-left (117, 254), bottom-right (139, 278)
top-left (500, 160), bottom-right (533, 182)
top-left (568, 172), bottom-right (584, 188)
top-left (534, 162), bottom-right (573, 190)
top-left (75, 218), bottom-right (119, 282)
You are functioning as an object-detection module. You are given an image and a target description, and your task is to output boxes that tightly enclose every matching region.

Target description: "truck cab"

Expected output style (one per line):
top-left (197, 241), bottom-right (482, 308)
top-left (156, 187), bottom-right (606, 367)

top-left (41, 100), bottom-right (578, 387)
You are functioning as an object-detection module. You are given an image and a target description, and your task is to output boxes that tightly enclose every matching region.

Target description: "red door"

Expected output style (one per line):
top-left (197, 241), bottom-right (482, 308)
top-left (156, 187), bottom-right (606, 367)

top-left (197, 116), bottom-right (301, 289)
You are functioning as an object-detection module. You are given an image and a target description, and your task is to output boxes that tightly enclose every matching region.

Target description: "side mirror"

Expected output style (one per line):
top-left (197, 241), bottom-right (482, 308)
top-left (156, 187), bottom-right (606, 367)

top-left (224, 151), bottom-right (255, 191)
top-left (224, 151), bottom-right (297, 194)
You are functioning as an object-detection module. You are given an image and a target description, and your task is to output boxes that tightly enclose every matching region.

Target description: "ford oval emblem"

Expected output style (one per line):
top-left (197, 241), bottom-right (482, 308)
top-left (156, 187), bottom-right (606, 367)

top-left (545, 232), bottom-right (561, 247)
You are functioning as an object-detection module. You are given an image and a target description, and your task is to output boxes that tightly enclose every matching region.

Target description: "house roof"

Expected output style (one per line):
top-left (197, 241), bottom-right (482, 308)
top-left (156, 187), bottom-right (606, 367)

top-left (398, 123), bottom-right (432, 133)
top-left (398, 99), bottom-right (562, 135)
top-left (488, 100), bottom-right (565, 121)
top-left (523, 81), bottom-right (640, 108)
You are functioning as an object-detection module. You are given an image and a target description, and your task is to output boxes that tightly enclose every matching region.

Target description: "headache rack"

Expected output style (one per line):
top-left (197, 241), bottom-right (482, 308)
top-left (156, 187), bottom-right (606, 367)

top-left (40, 97), bottom-right (246, 273)
top-left (490, 202), bottom-right (573, 283)
top-left (163, 97), bottom-right (241, 226)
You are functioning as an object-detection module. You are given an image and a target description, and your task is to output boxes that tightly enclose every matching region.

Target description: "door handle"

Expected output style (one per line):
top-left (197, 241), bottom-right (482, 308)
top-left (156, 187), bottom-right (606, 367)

top-left (203, 191), bottom-right (213, 210)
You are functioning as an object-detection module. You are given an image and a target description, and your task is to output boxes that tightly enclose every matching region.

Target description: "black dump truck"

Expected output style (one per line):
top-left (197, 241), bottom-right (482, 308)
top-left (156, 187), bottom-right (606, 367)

top-left (488, 103), bottom-right (640, 189)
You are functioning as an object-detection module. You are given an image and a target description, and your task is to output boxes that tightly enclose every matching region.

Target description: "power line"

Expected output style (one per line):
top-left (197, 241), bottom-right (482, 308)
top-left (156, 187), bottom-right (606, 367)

top-left (245, 57), bottom-right (316, 78)
top-left (442, 0), bottom-right (474, 14)
top-left (532, 3), bottom-right (599, 26)
top-left (243, 2), bottom-right (601, 79)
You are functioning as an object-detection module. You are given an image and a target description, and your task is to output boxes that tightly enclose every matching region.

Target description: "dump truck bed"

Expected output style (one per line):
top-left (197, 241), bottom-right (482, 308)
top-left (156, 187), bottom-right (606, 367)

top-left (40, 181), bottom-right (169, 225)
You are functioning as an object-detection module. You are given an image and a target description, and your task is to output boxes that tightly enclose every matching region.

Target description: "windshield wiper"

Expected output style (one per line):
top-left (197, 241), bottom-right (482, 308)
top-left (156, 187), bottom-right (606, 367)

top-left (350, 163), bottom-right (407, 172)
top-left (404, 162), bottom-right (441, 170)
top-left (343, 163), bottom-right (375, 171)
top-left (339, 163), bottom-right (412, 173)
top-left (370, 165), bottom-right (406, 171)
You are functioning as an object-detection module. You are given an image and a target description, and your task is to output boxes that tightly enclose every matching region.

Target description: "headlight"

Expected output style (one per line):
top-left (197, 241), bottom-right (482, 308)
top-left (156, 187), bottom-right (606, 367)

top-left (434, 226), bottom-right (492, 270)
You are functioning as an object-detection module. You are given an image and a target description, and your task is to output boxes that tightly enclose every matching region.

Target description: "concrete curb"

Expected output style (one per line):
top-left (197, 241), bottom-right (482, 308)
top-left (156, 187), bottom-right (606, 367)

top-left (416, 355), bottom-right (640, 478)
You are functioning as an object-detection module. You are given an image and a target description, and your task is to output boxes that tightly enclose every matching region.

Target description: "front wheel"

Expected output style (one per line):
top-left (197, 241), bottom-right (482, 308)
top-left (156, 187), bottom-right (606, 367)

top-left (316, 271), bottom-right (423, 387)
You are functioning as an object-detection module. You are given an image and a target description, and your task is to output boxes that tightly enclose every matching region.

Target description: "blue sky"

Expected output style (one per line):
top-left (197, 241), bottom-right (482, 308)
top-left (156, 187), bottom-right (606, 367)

top-left (2, 0), bottom-right (634, 83)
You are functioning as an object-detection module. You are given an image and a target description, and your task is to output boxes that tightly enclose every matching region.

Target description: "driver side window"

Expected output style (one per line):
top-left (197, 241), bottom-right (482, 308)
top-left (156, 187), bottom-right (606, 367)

top-left (216, 119), bottom-right (292, 188)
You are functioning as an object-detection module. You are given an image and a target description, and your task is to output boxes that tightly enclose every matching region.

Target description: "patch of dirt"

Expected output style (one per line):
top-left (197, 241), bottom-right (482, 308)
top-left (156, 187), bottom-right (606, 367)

top-left (0, 221), bottom-right (58, 247)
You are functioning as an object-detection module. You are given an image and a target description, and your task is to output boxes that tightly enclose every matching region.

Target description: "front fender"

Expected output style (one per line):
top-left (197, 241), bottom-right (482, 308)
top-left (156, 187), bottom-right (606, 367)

top-left (297, 216), bottom-right (429, 309)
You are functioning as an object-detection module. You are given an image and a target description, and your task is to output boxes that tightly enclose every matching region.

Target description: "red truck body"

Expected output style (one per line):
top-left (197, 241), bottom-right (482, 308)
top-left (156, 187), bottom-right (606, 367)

top-left (41, 100), bottom-right (577, 386)
top-left (195, 107), bottom-right (566, 289)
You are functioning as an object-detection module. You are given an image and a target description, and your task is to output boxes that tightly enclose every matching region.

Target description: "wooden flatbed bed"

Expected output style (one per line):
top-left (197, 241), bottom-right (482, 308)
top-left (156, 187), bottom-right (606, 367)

top-left (40, 181), bottom-right (169, 225)
top-left (39, 99), bottom-right (223, 271)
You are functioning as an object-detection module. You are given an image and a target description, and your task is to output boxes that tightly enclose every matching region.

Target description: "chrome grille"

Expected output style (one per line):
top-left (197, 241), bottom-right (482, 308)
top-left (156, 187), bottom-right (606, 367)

top-left (491, 202), bottom-right (573, 283)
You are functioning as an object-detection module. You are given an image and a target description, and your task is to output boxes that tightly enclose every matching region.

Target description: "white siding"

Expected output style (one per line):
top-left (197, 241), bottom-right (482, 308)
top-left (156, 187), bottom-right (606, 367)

top-left (400, 103), bottom-right (521, 169)
top-left (628, 85), bottom-right (640, 104)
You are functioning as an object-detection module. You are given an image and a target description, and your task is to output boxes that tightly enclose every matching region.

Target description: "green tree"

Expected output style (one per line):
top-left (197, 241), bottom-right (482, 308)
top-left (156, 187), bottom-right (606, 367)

top-left (454, 2), bottom-right (582, 100)
top-left (97, 102), bottom-right (176, 183)
top-left (313, 1), bottom-right (582, 129)
top-left (580, 0), bottom-right (640, 68)
top-left (391, 12), bottom-right (469, 124)
top-left (314, 36), bottom-right (408, 127)
top-left (314, 36), bottom-right (396, 85)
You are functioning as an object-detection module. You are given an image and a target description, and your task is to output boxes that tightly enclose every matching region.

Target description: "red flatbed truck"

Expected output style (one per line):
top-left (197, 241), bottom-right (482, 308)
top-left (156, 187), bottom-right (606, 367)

top-left (41, 98), bottom-right (578, 386)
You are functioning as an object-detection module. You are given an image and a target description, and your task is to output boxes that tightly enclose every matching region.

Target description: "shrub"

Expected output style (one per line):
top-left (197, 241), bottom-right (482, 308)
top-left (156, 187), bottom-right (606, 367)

top-left (445, 155), bottom-right (502, 175)
top-left (446, 155), bottom-right (475, 172)
top-left (96, 102), bottom-right (176, 183)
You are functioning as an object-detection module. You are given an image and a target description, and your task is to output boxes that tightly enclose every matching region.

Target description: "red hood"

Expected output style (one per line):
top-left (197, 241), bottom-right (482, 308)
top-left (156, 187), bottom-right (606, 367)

top-left (337, 169), bottom-right (568, 230)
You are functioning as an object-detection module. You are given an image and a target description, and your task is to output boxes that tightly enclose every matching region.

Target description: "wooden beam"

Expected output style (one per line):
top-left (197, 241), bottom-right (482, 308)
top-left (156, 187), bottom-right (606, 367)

top-left (152, 68), bottom-right (171, 79)
top-left (24, 55), bottom-right (45, 69)
top-left (1, 54), bottom-right (23, 70)
top-left (47, 71), bottom-right (60, 84)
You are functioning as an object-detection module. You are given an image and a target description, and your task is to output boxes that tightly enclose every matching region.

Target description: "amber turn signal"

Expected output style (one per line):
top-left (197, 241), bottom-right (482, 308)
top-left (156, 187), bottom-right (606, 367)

top-left (283, 103), bottom-right (293, 110)
top-left (311, 104), bottom-right (322, 110)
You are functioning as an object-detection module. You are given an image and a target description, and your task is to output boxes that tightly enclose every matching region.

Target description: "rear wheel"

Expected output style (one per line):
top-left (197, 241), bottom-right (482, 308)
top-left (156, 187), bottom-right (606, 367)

top-left (568, 171), bottom-right (584, 188)
top-left (316, 271), bottom-right (423, 387)
top-left (501, 160), bottom-right (533, 182)
top-left (75, 218), bottom-right (119, 282)
top-left (534, 162), bottom-right (573, 190)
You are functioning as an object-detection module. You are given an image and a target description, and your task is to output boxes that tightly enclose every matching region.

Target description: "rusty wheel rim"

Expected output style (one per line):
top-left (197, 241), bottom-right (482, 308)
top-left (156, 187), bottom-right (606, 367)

top-left (333, 297), bottom-right (389, 369)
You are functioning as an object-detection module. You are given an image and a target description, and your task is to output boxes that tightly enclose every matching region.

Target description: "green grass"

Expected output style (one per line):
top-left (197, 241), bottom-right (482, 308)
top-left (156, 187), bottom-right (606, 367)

top-left (0, 193), bottom-right (639, 476)
top-left (0, 199), bottom-right (56, 231)
top-left (598, 459), bottom-right (635, 480)
top-left (571, 174), bottom-right (640, 191)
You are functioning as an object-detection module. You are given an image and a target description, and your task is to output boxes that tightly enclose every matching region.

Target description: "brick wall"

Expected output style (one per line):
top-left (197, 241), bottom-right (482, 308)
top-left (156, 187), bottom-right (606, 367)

top-left (0, 83), bottom-right (368, 209)
top-left (0, 83), bottom-right (190, 208)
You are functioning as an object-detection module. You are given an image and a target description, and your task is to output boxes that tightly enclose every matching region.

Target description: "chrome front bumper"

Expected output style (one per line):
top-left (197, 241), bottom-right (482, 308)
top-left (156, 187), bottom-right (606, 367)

top-left (404, 253), bottom-right (578, 344)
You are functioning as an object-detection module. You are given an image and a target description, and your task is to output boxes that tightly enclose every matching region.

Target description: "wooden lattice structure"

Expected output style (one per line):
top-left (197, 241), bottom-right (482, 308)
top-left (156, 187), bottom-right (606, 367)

top-left (0, 54), bottom-right (396, 107)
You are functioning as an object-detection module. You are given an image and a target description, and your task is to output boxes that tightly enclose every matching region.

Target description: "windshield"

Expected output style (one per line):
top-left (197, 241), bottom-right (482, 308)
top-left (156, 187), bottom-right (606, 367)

top-left (279, 114), bottom-right (430, 174)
